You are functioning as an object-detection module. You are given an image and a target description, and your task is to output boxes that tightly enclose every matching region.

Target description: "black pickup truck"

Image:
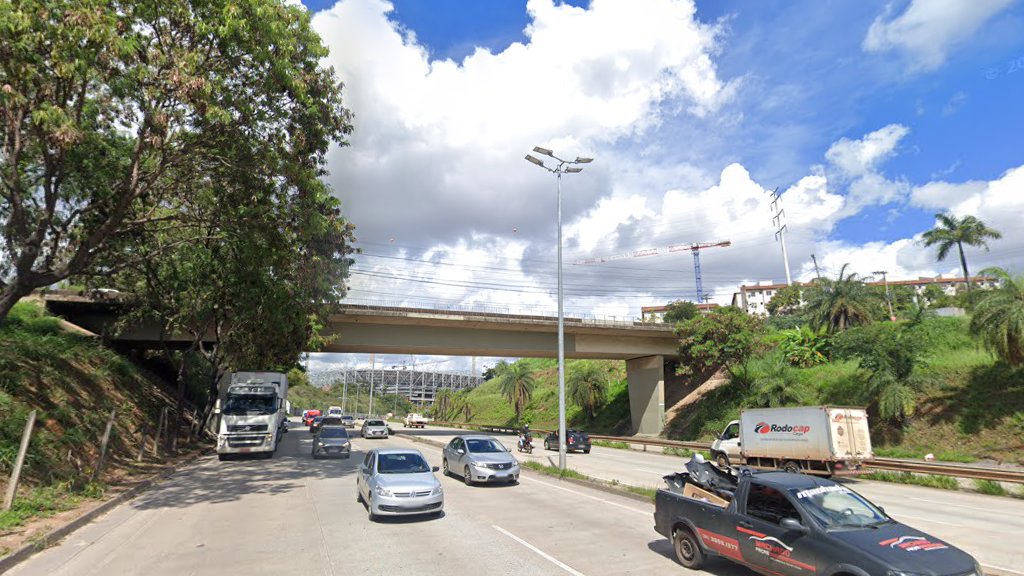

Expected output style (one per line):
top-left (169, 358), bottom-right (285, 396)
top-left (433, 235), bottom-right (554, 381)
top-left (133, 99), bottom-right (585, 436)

top-left (654, 458), bottom-right (982, 576)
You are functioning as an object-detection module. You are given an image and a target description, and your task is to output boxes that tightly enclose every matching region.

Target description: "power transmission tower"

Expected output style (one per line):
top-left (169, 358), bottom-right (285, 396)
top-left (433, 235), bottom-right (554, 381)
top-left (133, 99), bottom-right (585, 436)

top-left (768, 187), bottom-right (793, 286)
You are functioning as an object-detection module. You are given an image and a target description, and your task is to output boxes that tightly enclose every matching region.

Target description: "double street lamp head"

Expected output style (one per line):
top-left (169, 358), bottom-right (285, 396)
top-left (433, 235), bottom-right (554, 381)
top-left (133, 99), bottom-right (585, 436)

top-left (525, 146), bottom-right (593, 173)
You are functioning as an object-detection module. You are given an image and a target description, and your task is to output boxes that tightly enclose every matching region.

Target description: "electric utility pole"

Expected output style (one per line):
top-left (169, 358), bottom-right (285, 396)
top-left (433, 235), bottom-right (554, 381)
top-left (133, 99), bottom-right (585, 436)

top-left (873, 270), bottom-right (895, 320)
top-left (769, 187), bottom-right (793, 286)
top-left (811, 254), bottom-right (822, 280)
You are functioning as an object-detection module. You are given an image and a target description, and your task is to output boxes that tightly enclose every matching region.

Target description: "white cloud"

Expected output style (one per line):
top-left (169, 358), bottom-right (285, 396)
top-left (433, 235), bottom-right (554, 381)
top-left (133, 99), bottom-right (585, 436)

top-left (822, 124), bottom-right (912, 215)
top-left (311, 0), bottom-right (735, 250)
top-left (815, 164), bottom-right (1024, 284)
top-left (863, 0), bottom-right (1016, 71)
top-left (825, 124), bottom-right (909, 178)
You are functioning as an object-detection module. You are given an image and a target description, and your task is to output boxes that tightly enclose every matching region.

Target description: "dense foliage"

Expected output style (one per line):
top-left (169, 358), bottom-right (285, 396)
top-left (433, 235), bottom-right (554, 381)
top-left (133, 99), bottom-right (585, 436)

top-left (803, 264), bottom-right (881, 332)
top-left (661, 300), bottom-right (698, 325)
top-left (567, 360), bottom-right (609, 419)
top-left (0, 0), bottom-right (355, 323)
top-left (971, 267), bottom-right (1024, 367)
top-left (675, 306), bottom-right (765, 377)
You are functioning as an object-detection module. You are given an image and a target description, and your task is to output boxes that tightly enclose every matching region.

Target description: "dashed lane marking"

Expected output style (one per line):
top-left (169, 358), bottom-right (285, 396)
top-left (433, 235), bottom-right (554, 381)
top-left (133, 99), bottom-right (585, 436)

top-left (493, 525), bottom-right (587, 576)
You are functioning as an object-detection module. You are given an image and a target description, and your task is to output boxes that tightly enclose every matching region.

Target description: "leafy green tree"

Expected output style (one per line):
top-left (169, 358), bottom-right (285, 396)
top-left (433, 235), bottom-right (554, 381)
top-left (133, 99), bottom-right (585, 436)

top-left (970, 267), bottom-right (1024, 367)
top-left (675, 307), bottom-right (765, 379)
top-left (778, 327), bottom-right (831, 367)
top-left (567, 361), bottom-right (609, 419)
top-left (921, 213), bottom-right (1002, 299)
top-left (483, 360), bottom-right (510, 381)
top-left (751, 363), bottom-right (817, 408)
top-left (663, 300), bottom-right (699, 325)
top-left (766, 285), bottom-right (804, 316)
top-left (803, 264), bottom-right (880, 333)
top-left (832, 323), bottom-right (924, 423)
top-left (0, 0), bottom-right (353, 322)
top-left (920, 284), bottom-right (953, 308)
top-left (497, 362), bottom-right (536, 424)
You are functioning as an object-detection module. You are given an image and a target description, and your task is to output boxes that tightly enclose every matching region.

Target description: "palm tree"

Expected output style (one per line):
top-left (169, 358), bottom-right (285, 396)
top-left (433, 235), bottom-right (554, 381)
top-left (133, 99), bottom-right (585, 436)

top-left (567, 361), bottom-right (609, 419)
top-left (803, 264), bottom-right (880, 333)
top-left (970, 267), bottom-right (1024, 367)
top-left (497, 362), bottom-right (535, 423)
top-left (921, 213), bottom-right (1002, 298)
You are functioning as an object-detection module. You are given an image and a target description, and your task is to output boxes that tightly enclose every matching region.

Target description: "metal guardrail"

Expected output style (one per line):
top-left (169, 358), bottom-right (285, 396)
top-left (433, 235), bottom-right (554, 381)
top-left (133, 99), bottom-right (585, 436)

top-left (430, 421), bottom-right (1024, 484)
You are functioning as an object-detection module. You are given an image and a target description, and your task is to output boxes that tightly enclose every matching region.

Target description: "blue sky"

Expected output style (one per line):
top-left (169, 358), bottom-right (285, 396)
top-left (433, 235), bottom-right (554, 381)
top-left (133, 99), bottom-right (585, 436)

top-left (300, 0), bottom-right (1024, 372)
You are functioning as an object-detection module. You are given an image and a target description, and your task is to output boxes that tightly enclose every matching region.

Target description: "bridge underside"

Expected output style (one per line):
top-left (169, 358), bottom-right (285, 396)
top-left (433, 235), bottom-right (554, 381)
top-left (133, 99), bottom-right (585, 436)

top-left (43, 295), bottom-right (678, 435)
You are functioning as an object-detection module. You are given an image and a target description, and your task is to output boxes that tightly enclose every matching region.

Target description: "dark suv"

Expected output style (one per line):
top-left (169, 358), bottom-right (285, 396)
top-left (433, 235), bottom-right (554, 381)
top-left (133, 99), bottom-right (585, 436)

top-left (544, 429), bottom-right (591, 453)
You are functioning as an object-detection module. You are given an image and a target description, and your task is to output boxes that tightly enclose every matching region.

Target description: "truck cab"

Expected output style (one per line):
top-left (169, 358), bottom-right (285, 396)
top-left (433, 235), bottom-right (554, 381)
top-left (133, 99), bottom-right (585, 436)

top-left (215, 372), bottom-right (289, 460)
top-left (711, 421), bottom-right (742, 468)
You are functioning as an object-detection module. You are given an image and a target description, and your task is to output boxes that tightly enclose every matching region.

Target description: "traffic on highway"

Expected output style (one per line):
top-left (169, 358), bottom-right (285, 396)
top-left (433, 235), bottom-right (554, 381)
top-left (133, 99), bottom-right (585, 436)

top-left (8, 417), bottom-right (1022, 576)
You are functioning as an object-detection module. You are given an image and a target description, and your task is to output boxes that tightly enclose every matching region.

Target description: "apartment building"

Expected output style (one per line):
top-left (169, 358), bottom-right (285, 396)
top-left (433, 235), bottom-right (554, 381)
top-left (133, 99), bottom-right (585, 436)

top-left (730, 275), bottom-right (997, 316)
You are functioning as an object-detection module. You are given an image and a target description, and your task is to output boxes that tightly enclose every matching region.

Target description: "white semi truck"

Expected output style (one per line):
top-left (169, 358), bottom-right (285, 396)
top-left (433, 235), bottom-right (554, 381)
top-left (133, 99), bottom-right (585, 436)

top-left (710, 406), bottom-right (873, 476)
top-left (215, 371), bottom-right (289, 460)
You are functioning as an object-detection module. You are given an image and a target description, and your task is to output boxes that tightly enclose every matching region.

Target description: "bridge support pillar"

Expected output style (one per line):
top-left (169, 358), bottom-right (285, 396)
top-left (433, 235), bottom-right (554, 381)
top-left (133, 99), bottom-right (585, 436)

top-left (626, 355), bottom-right (665, 435)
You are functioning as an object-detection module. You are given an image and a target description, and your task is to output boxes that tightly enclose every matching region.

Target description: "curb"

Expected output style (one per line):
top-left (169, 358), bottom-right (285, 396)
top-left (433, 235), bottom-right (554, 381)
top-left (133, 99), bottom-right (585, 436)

top-left (396, 431), bottom-right (655, 506)
top-left (0, 449), bottom-right (211, 575)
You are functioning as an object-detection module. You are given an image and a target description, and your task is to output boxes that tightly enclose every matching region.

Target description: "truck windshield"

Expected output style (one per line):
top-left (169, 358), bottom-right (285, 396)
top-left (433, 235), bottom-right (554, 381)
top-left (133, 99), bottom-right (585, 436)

top-left (223, 395), bottom-right (277, 416)
top-left (791, 485), bottom-right (888, 530)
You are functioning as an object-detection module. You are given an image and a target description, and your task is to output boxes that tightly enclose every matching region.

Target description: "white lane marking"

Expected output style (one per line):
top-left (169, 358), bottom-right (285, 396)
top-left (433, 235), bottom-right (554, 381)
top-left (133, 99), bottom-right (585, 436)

top-left (493, 525), bottom-right (587, 576)
top-left (982, 563), bottom-right (1024, 576)
top-left (519, 477), bottom-right (650, 517)
top-left (888, 512), bottom-right (964, 527)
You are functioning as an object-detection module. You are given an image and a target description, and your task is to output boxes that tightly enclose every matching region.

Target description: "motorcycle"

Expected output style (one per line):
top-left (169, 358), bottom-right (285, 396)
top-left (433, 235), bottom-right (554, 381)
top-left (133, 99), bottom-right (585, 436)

top-left (517, 433), bottom-right (533, 454)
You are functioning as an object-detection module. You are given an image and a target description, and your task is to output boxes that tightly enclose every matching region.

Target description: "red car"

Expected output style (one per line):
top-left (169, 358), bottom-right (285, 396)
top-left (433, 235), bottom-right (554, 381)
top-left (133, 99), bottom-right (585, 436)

top-left (303, 409), bottom-right (322, 426)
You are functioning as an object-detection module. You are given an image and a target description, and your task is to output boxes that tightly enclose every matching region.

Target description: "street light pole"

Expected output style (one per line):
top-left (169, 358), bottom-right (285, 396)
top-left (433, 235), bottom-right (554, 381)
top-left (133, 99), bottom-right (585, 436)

top-left (525, 146), bottom-right (593, 470)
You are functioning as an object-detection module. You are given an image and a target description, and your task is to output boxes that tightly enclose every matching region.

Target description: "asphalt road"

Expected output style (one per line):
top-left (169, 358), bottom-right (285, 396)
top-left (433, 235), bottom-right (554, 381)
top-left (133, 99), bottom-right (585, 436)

top-left (397, 424), bottom-right (1024, 576)
top-left (7, 422), bottom-right (747, 576)
top-left (8, 421), bottom-right (1022, 576)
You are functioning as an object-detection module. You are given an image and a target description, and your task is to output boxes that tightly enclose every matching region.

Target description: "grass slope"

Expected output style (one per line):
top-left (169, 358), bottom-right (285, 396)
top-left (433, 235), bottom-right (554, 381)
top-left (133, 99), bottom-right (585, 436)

top-left (451, 317), bottom-right (1023, 465)
top-left (0, 302), bottom-right (193, 534)
top-left (446, 358), bottom-right (632, 434)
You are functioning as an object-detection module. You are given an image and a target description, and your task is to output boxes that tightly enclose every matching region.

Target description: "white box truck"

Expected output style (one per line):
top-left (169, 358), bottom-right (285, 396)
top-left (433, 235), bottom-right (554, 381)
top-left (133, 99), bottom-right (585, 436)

top-left (215, 371), bottom-right (289, 460)
top-left (710, 406), bottom-right (873, 476)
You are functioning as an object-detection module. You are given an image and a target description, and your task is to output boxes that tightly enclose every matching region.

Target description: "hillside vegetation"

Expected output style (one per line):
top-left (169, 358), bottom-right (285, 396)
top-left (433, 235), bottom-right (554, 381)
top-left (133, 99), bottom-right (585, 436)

top-left (445, 314), bottom-right (1024, 464)
top-left (0, 302), bottom-right (196, 536)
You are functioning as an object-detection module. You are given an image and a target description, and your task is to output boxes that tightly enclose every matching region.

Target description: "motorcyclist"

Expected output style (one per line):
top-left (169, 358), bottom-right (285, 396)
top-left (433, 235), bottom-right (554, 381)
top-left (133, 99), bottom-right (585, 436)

top-left (518, 424), bottom-right (532, 451)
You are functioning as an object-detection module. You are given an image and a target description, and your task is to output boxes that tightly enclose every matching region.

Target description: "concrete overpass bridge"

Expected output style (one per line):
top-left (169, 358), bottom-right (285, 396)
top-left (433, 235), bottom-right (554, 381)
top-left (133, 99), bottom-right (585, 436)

top-left (42, 292), bottom-right (682, 435)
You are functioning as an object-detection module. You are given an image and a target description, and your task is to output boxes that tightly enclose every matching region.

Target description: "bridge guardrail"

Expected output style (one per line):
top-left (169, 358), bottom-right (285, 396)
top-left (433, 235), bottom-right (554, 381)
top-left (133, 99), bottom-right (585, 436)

top-left (428, 421), bottom-right (1024, 484)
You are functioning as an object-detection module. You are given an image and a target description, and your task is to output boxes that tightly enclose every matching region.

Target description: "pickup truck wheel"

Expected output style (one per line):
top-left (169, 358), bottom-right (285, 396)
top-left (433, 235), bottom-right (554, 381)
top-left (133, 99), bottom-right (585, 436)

top-left (715, 453), bottom-right (730, 469)
top-left (782, 460), bottom-right (801, 474)
top-left (672, 527), bottom-right (705, 569)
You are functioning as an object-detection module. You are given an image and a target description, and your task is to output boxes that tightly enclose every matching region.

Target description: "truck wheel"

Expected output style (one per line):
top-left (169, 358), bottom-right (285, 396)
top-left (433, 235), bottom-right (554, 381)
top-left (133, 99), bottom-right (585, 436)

top-left (672, 527), bottom-right (705, 569)
top-left (782, 460), bottom-right (800, 474)
top-left (715, 453), bottom-right (730, 469)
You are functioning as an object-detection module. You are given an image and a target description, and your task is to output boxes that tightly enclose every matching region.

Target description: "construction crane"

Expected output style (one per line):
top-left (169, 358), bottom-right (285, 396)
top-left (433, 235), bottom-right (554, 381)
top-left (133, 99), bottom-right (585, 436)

top-left (575, 240), bottom-right (731, 302)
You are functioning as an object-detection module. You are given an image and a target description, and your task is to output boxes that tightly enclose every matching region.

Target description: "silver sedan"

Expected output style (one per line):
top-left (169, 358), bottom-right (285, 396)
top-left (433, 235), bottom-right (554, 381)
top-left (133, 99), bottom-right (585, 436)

top-left (442, 435), bottom-right (520, 486)
top-left (356, 448), bottom-right (444, 521)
